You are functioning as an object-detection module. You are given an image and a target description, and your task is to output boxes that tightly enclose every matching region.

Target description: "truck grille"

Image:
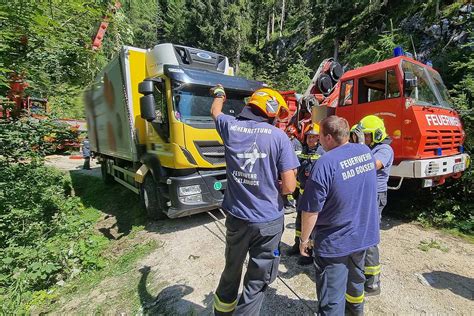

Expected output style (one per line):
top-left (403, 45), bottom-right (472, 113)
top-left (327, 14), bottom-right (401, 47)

top-left (194, 141), bottom-right (226, 165)
top-left (424, 129), bottom-right (462, 155)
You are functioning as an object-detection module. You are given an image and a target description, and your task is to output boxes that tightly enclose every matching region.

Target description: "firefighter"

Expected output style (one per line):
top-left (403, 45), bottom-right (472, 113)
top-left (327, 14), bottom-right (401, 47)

top-left (210, 85), bottom-right (299, 315)
top-left (299, 116), bottom-right (379, 315)
top-left (287, 123), bottom-right (325, 266)
top-left (352, 115), bottom-right (394, 296)
top-left (283, 125), bottom-right (302, 213)
top-left (285, 124), bottom-right (303, 154)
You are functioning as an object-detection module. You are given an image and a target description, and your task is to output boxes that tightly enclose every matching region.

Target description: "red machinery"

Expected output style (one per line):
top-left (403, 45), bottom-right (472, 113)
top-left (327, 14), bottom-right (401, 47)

top-left (279, 51), bottom-right (470, 188)
top-left (91, 1), bottom-right (121, 51)
top-left (0, 73), bottom-right (48, 119)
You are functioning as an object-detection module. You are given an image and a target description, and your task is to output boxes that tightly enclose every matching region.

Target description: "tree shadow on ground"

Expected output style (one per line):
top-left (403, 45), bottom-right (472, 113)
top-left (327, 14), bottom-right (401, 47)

top-left (137, 264), bottom-right (318, 315)
top-left (278, 241), bottom-right (316, 281)
top-left (422, 271), bottom-right (474, 300)
top-left (138, 265), bottom-right (212, 315)
top-left (68, 170), bottom-right (225, 239)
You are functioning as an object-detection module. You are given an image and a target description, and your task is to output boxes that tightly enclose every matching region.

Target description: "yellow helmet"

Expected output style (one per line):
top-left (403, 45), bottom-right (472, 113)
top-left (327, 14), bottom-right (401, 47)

top-left (305, 123), bottom-right (320, 135)
top-left (358, 115), bottom-right (387, 143)
top-left (247, 88), bottom-right (289, 119)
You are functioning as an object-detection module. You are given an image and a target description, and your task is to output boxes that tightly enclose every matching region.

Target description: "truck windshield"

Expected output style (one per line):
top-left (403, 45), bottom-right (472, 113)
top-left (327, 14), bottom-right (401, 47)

top-left (401, 61), bottom-right (451, 108)
top-left (173, 84), bottom-right (248, 122)
top-left (429, 70), bottom-right (452, 108)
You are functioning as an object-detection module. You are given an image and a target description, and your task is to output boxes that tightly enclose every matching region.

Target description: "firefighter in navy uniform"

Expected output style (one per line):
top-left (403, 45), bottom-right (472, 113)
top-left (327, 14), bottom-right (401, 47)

top-left (299, 116), bottom-right (380, 315)
top-left (210, 85), bottom-right (299, 315)
top-left (287, 123), bottom-right (325, 265)
top-left (352, 115), bottom-right (394, 296)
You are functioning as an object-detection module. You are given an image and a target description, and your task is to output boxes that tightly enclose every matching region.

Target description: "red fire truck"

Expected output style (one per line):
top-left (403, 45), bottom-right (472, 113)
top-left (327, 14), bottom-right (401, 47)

top-left (280, 52), bottom-right (470, 189)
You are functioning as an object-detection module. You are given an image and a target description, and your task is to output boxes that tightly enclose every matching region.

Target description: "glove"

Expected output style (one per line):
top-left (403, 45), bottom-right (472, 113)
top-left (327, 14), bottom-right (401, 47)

top-left (210, 84), bottom-right (226, 99)
top-left (350, 124), bottom-right (365, 144)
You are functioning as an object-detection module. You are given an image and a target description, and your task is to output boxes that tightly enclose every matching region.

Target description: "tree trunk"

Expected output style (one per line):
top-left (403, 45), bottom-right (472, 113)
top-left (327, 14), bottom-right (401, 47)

top-left (256, 13), bottom-right (260, 46)
top-left (266, 13), bottom-right (271, 42)
top-left (435, 0), bottom-right (440, 17)
top-left (236, 18), bottom-right (241, 74)
top-left (279, 0), bottom-right (285, 37)
top-left (333, 38), bottom-right (339, 61)
top-left (271, 6), bottom-right (275, 36)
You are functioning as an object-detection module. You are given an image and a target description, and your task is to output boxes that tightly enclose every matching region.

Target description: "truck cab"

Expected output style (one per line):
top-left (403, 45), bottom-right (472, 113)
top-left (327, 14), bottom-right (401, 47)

top-left (333, 56), bottom-right (469, 187)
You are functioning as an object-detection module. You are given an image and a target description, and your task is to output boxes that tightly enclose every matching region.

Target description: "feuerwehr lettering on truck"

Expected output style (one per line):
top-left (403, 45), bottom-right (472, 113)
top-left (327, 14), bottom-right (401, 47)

top-left (425, 114), bottom-right (461, 127)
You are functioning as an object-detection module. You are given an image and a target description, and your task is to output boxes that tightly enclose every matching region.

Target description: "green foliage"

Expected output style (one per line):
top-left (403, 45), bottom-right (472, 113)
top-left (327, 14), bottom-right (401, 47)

top-left (278, 54), bottom-right (312, 92)
top-left (0, 120), bottom-right (107, 313)
top-left (416, 170), bottom-right (474, 235)
top-left (0, 117), bottom-right (79, 166)
top-left (418, 239), bottom-right (449, 252)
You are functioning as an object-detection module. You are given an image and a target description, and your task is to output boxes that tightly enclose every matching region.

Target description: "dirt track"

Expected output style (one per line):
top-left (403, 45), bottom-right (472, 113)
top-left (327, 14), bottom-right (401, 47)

top-left (46, 156), bottom-right (474, 315)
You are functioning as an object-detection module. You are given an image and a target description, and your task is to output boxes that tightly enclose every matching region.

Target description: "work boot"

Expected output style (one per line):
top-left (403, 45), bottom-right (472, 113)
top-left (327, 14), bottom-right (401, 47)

top-left (297, 255), bottom-right (313, 266)
top-left (286, 242), bottom-right (300, 256)
top-left (364, 283), bottom-right (381, 296)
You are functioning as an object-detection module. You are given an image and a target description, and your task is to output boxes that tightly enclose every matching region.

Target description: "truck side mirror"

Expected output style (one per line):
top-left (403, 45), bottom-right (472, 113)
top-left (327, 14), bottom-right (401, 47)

top-left (140, 94), bottom-right (156, 122)
top-left (139, 81), bottom-right (154, 95)
top-left (404, 71), bottom-right (418, 90)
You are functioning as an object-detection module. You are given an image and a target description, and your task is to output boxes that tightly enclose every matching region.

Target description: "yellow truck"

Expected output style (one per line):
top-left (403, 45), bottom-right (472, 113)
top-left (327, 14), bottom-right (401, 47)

top-left (84, 44), bottom-right (263, 219)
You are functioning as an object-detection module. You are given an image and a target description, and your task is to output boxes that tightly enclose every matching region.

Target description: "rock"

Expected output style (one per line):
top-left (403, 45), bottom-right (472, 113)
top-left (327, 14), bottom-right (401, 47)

top-left (415, 273), bottom-right (435, 287)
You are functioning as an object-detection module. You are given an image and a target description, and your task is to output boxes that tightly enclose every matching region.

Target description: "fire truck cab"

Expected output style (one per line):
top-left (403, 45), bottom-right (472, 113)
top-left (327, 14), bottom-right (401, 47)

top-left (328, 56), bottom-right (470, 188)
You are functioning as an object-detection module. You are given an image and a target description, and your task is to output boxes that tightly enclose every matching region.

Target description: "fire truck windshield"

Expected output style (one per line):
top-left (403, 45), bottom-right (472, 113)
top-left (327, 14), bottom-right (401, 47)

top-left (429, 70), bottom-right (452, 108)
top-left (173, 83), bottom-right (247, 123)
top-left (402, 61), bottom-right (451, 108)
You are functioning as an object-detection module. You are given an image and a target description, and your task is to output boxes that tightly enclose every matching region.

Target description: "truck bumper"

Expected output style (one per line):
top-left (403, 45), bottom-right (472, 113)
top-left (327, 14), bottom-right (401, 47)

top-left (390, 153), bottom-right (470, 183)
top-left (166, 169), bottom-right (227, 218)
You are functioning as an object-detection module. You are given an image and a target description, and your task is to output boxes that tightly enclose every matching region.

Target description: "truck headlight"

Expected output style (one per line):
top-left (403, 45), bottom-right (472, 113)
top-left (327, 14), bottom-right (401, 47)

top-left (179, 185), bottom-right (201, 196)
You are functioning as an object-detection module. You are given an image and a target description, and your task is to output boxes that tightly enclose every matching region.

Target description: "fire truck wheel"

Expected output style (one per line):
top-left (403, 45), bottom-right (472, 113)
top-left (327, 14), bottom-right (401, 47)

top-left (101, 161), bottom-right (114, 184)
top-left (140, 174), bottom-right (168, 220)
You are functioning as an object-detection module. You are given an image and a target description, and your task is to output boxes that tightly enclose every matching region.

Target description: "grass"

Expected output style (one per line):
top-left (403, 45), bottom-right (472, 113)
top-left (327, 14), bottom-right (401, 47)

top-left (31, 171), bottom-right (161, 313)
top-left (418, 239), bottom-right (449, 253)
top-left (440, 228), bottom-right (474, 244)
top-left (69, 171), bottom-right (147, 232)
top-left (40, 240), bottom-right (159, 313)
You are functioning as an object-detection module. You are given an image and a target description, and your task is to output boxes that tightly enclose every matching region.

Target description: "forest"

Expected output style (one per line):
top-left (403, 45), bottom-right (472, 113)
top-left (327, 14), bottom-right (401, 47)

top-left (0, 0), bottom-right (473, 312)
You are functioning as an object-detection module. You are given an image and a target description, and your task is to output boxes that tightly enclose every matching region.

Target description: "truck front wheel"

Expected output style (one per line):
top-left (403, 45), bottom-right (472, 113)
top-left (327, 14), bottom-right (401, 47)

top-left (140, 174), bottom-right (168, 220)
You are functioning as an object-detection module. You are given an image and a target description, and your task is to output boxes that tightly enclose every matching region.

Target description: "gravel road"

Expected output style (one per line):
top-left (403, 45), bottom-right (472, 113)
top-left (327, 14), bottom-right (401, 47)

top-left (46, 155), bottom-right (474, 315)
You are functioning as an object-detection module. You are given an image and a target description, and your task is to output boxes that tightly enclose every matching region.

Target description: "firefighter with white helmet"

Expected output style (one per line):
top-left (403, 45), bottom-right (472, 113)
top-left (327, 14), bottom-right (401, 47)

top-left (352, 114), bottom-right (394, 296)
top-left (210, 85), bottom-right (299, 315)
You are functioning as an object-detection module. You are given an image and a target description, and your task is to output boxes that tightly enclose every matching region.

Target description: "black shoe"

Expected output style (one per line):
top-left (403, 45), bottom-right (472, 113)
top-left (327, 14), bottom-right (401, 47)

top-left (297, 255), bottom-right (313, 266)
top-left (364, 284), bottom-right (381, 296)
top-left (286, 243), bottom-right (300, 256)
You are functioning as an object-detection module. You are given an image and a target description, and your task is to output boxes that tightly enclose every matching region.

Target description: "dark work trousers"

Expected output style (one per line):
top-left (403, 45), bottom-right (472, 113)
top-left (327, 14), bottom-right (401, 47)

top-left (83, 156), bottom-right (91, 170)
top-left (293, 190), bottom-right (303, 243)
top-left (214, 214), bottom-right (284, 315)
top-left (364, 191), bottom-right (387, 290)
top-left (314, 251), bottom-right (366, 316)
top-left (294, 209), bottom-right (302, 242)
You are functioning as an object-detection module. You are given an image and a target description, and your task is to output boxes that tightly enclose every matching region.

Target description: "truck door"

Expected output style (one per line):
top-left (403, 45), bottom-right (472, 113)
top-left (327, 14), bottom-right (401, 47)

top-left (336, 79), bottom-right (355, 123)
top-left (354, 69), bottom-right (403, 156)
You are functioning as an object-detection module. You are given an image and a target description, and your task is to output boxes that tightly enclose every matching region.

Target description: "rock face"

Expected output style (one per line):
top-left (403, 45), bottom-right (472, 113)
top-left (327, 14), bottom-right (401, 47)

top-left (400, 4), bottom-right (473, 63)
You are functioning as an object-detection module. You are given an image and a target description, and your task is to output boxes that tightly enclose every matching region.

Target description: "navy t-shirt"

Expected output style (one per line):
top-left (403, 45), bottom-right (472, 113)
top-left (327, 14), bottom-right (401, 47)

top-left (371, 143), bottom-right (394, 192)
top-left (298, 143), bottom-right (379, 257)
top-left (216, 114), bottom-right (300, 223)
